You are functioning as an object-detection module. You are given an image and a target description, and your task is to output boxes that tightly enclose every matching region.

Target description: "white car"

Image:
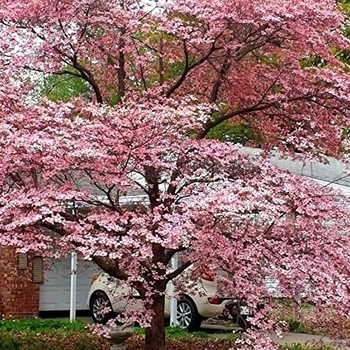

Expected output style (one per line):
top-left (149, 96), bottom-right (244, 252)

top-left (87, 270), bottom-right (233, 331)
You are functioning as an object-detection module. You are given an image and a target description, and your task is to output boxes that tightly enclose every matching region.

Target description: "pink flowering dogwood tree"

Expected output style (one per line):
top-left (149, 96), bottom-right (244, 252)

top-left (1, 1), bottom-right (350, 349)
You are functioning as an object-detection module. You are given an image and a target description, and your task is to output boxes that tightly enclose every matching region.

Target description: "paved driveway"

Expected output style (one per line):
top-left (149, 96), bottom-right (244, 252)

top-left (270, 332), bottom-right (332, 346)
top-left (202, 323), bottom-right (336, 346)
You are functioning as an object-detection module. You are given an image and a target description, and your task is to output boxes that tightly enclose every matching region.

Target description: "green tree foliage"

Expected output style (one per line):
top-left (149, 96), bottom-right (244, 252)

top-left (40, 71), bottom-right (91, 102)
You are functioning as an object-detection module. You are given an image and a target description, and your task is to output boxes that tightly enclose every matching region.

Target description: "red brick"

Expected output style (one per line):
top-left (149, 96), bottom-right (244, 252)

top-left (0, 247), bottom-right (39, 318)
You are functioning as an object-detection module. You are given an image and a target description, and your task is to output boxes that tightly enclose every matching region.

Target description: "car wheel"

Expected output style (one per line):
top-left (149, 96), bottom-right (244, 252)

top-left (90, 291), bottom-right (113, 324)
top-left (237, 315), bottom-right (251, 331)
top-left (176, 297), bottom-right (202, 331)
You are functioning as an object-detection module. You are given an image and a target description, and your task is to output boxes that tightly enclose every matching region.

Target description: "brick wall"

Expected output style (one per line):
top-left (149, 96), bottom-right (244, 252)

top-left (0, 247), bottom-right (40, 318)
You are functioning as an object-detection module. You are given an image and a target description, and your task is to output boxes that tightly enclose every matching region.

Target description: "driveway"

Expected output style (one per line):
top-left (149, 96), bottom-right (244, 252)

top-left (202, 322), bottom-right (335, 346)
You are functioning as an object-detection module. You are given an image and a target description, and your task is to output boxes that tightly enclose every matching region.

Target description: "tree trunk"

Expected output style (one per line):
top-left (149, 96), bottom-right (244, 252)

top-left (145, 294), bottom-right (166, 350)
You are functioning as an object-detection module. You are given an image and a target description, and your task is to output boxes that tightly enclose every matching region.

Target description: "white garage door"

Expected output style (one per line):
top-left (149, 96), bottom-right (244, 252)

top-left (39, 257), bottom-right (100, 311)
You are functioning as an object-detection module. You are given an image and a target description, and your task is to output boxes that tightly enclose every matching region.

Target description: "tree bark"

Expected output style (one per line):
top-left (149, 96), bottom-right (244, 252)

top-left (145, 294), bottom-right (166, 350)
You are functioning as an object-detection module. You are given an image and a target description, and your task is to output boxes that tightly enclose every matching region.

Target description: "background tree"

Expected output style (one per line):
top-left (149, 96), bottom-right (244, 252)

top-left (1, 1), bottom-right (350, 349)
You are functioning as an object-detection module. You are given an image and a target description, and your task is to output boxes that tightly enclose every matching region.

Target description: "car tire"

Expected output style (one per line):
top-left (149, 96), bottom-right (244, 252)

top-left (176, 297), bottom-right (202, 331)
top-left (237, 315), bottom-right (251, 331)
top-left (90, 291), bottom-right (113, 324)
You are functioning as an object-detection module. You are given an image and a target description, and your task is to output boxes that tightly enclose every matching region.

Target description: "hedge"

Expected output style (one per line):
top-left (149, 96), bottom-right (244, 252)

top-left (125, 335), bottom-right (335, 350)
top-left (0, 329), bottom-right (110, 350)
top-left (0, 319), bottom-right (110, 350)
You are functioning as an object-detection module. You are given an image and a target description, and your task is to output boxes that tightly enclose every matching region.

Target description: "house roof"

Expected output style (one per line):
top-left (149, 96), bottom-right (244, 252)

top-left (73, 146), bottom-right (350, 200)
top-left (240, 146), bottom-right (350, 196)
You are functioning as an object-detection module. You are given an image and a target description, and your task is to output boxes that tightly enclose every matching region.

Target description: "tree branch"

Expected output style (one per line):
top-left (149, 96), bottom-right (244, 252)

top-left (209, 50), bottom-right (232, 103)
top-left (165, 35), bottom-right (222, 98)
top-left (197, 94), bottom-right (314, 139)
top-left (166, 261), bottom-right (192, 281)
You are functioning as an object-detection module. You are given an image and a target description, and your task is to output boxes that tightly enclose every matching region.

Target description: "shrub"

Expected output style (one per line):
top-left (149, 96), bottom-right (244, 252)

top-left (126, 336), bottom-right (337, 350)
top-left (0, 329), bottom-right (110, 350)
top-left (287, 319), bottom-right (316, 334)
top-left (125, 335), bottom-right (238, 350)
